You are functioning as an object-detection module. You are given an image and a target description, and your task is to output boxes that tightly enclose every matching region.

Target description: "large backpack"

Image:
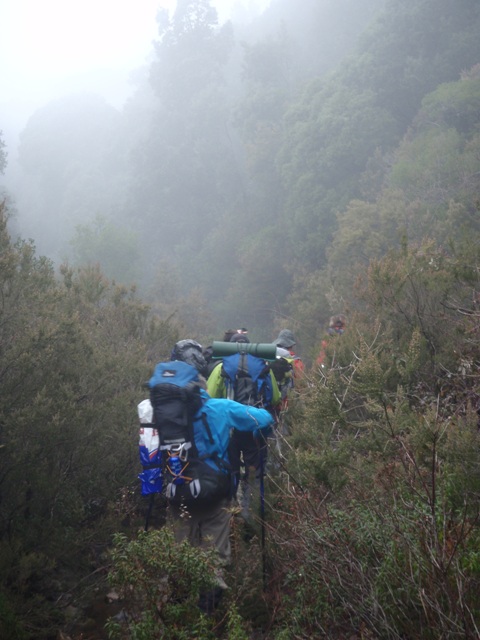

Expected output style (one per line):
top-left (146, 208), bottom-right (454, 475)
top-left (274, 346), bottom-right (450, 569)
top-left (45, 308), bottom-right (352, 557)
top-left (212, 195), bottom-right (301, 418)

top-left (269, 356), bottom-right (294, 400)
top-left (221, 352), bottom-right (272, 409)
top-left (148, 360), bottom-right (231, 503)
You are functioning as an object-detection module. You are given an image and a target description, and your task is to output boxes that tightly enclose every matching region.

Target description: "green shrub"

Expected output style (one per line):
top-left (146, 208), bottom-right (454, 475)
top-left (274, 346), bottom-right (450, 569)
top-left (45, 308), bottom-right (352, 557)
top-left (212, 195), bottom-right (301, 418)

top-left (107, 528), bottom-right (218, 639)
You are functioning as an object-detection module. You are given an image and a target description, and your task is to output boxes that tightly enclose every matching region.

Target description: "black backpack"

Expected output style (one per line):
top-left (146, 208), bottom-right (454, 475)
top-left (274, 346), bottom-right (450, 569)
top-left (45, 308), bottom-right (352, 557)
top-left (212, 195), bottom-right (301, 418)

top-left (269, 356), bottom-right (294, 398)
top-left (148, 360), bottom-right (230, 503)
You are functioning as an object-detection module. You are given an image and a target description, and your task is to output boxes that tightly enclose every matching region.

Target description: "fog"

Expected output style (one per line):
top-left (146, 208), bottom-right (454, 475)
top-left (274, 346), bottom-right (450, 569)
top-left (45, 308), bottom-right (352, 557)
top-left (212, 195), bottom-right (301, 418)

top-left (0, 0), bottom-right (274, 273)
top-left (0, 0), bottom-right (270, 166)
top-left (0, 0), bottom-right (475, 342)
top-left (0, 0), bottom-right (394, 333)
top-left (1, 0), bottom-right (155, 158)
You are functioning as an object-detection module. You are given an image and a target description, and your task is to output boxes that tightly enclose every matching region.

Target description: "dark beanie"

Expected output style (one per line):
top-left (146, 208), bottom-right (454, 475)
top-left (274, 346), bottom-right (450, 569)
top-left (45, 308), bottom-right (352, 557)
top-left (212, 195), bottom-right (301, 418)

top-left (230, 333), bottom-right (250, 344)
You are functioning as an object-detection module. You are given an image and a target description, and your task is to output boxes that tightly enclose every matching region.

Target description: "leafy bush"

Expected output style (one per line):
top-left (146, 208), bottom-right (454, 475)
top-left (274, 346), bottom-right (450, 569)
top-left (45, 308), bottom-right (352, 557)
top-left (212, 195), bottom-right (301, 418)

top-left (106, 528), bottom-right (217, 639)
top-left (0, 202), bottom-right (178, 637)
top-left (106, 527), bottom-right (255, 640)
top-left (266, 241), bottom-right (480, 639)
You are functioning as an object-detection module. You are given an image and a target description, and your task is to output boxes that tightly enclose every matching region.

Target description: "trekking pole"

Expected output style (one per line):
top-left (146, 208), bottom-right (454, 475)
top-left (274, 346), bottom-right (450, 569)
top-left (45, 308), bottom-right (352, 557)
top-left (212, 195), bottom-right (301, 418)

top-left (259, 438), bottom-right (267, 591)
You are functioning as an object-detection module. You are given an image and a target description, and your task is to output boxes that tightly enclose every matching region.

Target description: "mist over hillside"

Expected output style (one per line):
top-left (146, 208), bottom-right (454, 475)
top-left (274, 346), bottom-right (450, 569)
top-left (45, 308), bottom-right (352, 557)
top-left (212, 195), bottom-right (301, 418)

top-left (1, 0), bottom-right (479, 347)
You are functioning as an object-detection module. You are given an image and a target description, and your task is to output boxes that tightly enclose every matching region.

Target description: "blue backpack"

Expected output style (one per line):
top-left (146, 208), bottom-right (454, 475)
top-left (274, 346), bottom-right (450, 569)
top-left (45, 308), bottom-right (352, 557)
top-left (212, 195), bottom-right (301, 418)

top-left (221, 353), bottom-right (273, 409)
top-left (147, 360), bottom-right (231, 503)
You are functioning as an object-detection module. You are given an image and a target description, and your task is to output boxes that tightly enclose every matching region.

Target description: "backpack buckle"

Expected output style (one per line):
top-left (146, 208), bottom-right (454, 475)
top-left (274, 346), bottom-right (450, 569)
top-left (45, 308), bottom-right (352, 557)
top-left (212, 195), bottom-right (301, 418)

top-left (161, 441), bottom-right (192, 459)
top-left (171, 443), bottom-right (189, 461)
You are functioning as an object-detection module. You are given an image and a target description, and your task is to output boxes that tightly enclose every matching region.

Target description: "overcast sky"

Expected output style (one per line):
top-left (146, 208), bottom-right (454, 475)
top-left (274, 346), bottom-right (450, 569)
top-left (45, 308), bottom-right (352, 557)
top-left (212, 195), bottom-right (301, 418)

top-left (0, 0), bottom-right (269, 162)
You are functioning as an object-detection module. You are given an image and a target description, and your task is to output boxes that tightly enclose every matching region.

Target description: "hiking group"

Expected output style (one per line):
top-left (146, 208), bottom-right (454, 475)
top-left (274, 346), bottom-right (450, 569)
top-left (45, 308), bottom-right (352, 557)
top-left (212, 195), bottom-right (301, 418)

top-left (136, 323), bottom-right (337, 611)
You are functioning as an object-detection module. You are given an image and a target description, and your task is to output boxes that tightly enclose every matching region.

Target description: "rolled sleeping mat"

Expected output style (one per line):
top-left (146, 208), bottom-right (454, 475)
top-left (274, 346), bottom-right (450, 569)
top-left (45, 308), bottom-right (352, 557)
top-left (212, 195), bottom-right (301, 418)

top-left (212, 340), bottom-right (277, 361)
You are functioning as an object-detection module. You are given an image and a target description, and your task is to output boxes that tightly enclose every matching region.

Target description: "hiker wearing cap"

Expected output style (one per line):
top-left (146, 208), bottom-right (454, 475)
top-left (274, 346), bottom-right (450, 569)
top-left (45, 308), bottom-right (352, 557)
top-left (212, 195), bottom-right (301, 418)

top-left (272, 329), bottom-right (304, 376)
top-left (269, 346), bottom-right (295, 417)
top-left (206, 333), bottom-right (280, 522)
top-left (138, 338), bottom-right (274, 610)
top-left (270, 330), bottom-right (304, 434)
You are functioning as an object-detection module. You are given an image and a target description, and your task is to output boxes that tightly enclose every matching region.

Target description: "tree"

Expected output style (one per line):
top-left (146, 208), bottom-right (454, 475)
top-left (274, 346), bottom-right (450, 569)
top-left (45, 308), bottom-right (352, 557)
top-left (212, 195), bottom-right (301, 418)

top-left (277, 81), bottom-right (396, 268)
top-left (221, 225), bottom-right (293, 331)
top-left (416, 64), bottom-right (480, 136)
top-left (16, 94), bottom-right (124, 259)
top-left (269, 238), bottom-right (480, 639)
top-left (124, 0), bottom-right (241, 307)
top-left (69, 214), bottom-right (141, 285)
top-left (0, 201), bottom-right (177, 636)
top-left (151, 0), bottom-right (227, 109)
top-left (348, 0), bottom-right (480, 128)
top-left (0, 130), bottom-right (7, 175)
top-left (272, 0), bottom-right (480, 279)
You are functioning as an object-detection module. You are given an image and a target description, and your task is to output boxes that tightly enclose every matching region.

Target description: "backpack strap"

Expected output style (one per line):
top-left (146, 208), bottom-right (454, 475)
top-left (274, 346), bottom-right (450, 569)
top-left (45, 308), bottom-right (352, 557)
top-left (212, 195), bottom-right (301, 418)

top-left (200, 412), bottom-right (215, 445)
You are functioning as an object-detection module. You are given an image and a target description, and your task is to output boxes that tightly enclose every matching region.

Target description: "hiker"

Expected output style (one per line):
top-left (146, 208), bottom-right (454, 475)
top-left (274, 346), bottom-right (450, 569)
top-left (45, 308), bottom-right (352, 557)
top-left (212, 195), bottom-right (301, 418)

top-left (202, 330), bottom-right (238, 377)
top-left (316, 314), bottom-right (346, 367)
top-left (272, 329), bottom-right (304, 376)
top-left (206, 333), bottom-right (280, 522)
top-left (138, 338), bottom-right (274, 608)
top-left (270, 330), bottom-right (303, 436)
top-left (327, 314), bottom-right (346, 337)
top-left (269, 346), bottom-right (295, 416)
top-left (224, 329), bottom-right (237, 341)
top-left (171, 338), bottom-right (210, 380)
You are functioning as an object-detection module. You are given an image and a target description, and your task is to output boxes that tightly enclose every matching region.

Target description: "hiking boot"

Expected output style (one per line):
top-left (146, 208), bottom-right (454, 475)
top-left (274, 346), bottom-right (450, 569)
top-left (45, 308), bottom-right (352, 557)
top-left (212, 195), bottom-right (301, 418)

top-left (198, 586), bottom-right (224, 615)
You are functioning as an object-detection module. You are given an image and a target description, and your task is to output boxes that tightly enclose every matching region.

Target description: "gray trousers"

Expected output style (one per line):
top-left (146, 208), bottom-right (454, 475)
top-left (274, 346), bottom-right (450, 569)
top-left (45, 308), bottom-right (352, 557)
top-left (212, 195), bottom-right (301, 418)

top-left (167, 497), bottom-right (232, 566)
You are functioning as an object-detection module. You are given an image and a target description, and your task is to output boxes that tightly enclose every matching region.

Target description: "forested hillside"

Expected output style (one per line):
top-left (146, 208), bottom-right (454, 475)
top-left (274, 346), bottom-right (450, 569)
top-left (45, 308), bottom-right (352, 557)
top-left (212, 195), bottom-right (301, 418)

top-left (6, 0), bottom-right (480, 352)
top-left (1, 0), bottom-right (480, 638)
